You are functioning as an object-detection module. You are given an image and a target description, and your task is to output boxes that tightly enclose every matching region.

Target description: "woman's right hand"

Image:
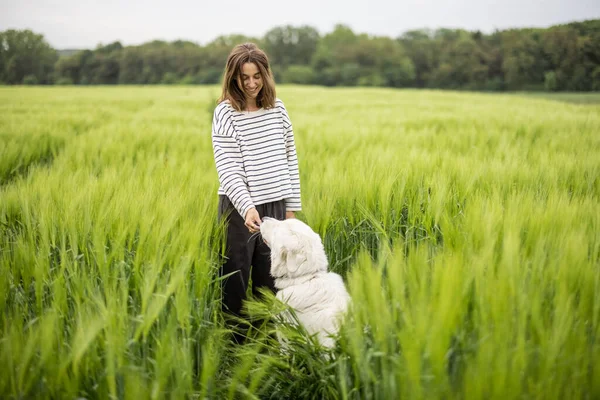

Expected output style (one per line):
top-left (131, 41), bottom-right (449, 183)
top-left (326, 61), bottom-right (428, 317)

top-left (245, 208), bottom-right (261, 233)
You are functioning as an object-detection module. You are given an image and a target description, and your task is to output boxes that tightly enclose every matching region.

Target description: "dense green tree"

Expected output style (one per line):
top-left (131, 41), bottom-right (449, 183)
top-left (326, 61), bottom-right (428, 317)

top-left (399, 29), bottom-right (438, 88)
top-left (360, 36), bottom-right (415, 87)
top-left (501, 29), bottom-right (545, 90)
top-left (2, 20), bottom-right (598, 90)
top-left (263, 25), bottom-right (320, 68)
top-left (430, 30), bottom-right (489, 89)
top-left (541, 27), bottom-right (581, 90)
top-left (282, 65), bottom-right (315, 84)
top-left (0, 29), bottom-right (57, 84)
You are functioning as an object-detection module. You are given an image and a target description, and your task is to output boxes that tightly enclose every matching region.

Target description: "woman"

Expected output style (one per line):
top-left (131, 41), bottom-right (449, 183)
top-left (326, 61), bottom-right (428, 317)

top-left (211, 43), bottom-right (301, 340)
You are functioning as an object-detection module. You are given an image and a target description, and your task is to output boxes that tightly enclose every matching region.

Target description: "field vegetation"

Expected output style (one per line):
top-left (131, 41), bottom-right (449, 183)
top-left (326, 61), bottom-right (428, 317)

top-left (1, 86), bottom-right (599, 399)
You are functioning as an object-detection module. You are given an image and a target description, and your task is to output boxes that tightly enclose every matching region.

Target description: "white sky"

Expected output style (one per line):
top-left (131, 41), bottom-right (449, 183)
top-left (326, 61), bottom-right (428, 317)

top-left (2, 0), bottom-right (600, 49)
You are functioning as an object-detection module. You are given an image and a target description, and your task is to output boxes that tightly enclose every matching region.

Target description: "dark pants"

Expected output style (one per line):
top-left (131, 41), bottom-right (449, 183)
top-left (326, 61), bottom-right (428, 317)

top-left (218, 195), bottom-right (286, 324)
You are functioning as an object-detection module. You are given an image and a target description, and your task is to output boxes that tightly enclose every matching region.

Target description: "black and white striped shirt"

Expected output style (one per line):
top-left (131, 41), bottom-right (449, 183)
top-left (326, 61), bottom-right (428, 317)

top-left (212, 98), bottom-right (302, 218)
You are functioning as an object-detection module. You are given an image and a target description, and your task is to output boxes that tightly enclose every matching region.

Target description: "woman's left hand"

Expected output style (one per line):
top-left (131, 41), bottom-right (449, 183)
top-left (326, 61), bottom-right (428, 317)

top-left (285, 211), bottom-right (295, 219)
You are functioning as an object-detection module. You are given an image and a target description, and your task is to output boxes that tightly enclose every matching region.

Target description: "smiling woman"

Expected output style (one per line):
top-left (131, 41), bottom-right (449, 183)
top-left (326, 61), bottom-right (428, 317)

top-left (211, 43), bottom-right (302, 342)
top-left (218, 43), bottom-right (276, 113)
top-left (239, 62), bottom-right (263, 106)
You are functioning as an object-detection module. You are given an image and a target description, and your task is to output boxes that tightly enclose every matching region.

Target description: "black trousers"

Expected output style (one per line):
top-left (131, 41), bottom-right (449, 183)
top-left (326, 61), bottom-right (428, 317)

top-left (218, 195), bottom-right (286, 320)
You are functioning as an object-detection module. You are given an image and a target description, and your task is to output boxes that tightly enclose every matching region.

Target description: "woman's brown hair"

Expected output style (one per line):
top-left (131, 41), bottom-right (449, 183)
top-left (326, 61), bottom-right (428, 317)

top-left (218, 43), bottom-right (276, 112)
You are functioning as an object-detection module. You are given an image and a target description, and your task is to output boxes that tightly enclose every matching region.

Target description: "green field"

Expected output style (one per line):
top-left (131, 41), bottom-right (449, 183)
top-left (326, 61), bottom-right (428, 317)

top-left (1, 86), bottom-right (599, 399)
top-left (517, 92), bottom-right (600, 105)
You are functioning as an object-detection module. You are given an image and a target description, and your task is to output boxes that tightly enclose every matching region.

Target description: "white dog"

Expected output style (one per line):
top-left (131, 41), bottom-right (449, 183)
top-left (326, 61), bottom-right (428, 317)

top-left (260, 217), bottom-right (351, 348)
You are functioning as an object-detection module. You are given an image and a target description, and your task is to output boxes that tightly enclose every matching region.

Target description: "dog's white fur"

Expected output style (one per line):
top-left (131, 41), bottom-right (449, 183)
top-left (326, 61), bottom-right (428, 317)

top-left (260, 217), bottom-right (350, 348)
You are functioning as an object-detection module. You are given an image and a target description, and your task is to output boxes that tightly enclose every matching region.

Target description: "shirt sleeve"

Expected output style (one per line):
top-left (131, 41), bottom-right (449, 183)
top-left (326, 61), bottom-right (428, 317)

top-left (279, 102), bottom-right (302, 212)
top-left (212, 104), bottom-right (254, 218)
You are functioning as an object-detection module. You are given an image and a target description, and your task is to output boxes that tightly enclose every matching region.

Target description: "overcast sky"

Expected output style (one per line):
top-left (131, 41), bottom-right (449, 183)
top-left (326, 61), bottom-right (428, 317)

top-left (2, 0), bottom-right (600, 49)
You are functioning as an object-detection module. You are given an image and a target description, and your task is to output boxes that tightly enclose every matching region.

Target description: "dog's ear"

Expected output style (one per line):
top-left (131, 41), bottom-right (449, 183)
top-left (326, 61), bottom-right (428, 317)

top-left (270, 241), bottom-right (287, 275)
top-left (281, 231), bottom-right (308, 276)
top-left (284, 252), bottom-right (306, 276)
top-left (270, 227), bottom-right (313, 278)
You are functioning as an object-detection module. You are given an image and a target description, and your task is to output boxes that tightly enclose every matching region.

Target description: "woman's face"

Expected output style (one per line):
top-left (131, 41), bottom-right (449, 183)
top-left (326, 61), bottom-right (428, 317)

top-left (238, 62), bottom-right (263, 100)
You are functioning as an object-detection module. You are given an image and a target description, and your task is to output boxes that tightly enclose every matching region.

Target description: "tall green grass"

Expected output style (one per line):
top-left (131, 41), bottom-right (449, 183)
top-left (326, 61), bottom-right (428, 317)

top-left (1, 86), bottom-right (599, 399)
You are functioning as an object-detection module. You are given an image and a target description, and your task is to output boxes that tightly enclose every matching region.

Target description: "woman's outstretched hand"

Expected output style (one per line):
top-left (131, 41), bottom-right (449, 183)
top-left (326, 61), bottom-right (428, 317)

top-left (285, 211), bottom-right (295, 219)
top-left (245, 208), bottom-right (261, 233)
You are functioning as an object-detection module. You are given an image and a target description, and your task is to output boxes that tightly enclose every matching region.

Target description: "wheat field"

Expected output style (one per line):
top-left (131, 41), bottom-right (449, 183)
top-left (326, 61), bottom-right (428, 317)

top-left (1, 86), bottom-right (599, 399)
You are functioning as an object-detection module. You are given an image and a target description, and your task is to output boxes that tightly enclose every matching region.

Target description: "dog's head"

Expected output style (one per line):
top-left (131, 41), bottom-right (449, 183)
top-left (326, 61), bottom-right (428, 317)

top-left (260, 217), bottom-right (328, 279)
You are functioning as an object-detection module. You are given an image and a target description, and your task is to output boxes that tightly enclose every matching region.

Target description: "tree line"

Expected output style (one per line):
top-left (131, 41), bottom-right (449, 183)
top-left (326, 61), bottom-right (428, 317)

top-left (1, 19), bottom-right (599, 91)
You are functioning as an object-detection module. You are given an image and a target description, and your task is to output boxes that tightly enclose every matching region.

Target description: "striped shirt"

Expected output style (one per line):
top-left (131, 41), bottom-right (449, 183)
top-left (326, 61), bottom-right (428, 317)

top-left (212, 98), bottom-right (302, 219)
